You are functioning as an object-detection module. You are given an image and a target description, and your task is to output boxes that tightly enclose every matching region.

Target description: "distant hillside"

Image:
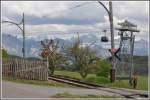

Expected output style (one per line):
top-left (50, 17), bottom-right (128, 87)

top-left (8, 54), bottom-right (22, 59)
top-left (5, 53), bottom-right (148, 75)
top-left (26, 57), bottom-right (42, 61)
top-left (107, 55), bottom-right (148, 75)
top-left (8, 54), bottom-right (42, 61)
top-left (133, 55), bottom-right (148, 75)
top-left (133, 55), bottom-right (148, 63)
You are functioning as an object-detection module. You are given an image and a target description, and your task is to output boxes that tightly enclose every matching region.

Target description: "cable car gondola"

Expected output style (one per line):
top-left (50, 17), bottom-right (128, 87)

top-left (101, 36), bottom-right (108, 42)
top-left (101, 30), bottom-right (109, 42)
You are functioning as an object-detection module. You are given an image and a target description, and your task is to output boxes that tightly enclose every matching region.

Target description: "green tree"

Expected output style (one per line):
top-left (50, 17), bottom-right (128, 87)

top-left (96, 60), bottom-right (111, 78)
top-left (2, 49), bottom-right (8, 59)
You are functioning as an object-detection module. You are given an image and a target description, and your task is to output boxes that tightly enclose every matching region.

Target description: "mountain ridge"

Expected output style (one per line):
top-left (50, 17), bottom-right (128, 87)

top-left (2, 33), bottom-right (148, 57)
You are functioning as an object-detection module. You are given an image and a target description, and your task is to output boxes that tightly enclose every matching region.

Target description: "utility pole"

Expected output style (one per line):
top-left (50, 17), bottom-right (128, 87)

top-left (109, 0), bottom-right (115, 82)
top-left (109, 1), bottom-right (114, 49)
top-left (22, 13), bottom-right (25, 58)
top-left (98, 0), bottom-right (115, 82)
top-left (2, 13), bottom-right (25, 59)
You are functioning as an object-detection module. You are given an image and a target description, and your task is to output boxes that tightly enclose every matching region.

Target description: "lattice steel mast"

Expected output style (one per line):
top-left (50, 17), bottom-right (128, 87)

top-left (115, 20), bottom-right (139, 84)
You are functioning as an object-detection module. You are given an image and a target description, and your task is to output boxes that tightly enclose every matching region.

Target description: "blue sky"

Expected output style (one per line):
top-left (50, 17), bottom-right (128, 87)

top-left (1, 1), bottom-right (149, 41)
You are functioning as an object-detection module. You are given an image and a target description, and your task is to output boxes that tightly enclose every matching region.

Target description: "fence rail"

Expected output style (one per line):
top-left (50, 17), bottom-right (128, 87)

top-left (2, 58), bottom-right (48, 80)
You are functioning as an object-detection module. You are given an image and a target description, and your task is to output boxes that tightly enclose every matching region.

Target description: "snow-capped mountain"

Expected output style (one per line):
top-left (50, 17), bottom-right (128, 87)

top-left (2, 34), bottom-right (41, 57)
top-left (134, 39), bottom-right (148, 56)
top-left (2, 33), bottom-right (148, 58)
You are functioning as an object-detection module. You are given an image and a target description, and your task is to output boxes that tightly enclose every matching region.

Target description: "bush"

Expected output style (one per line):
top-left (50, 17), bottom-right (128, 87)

top-left (96, 60), bottom-right (111, 77)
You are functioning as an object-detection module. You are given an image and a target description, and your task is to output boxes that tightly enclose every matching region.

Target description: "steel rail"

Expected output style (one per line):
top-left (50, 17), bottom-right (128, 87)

top-left (48, 75), bottom-right (148, 98)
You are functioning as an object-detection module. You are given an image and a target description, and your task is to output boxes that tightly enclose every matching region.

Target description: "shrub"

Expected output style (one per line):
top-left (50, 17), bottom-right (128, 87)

top-left (96, 60), bottom-right (111, 77)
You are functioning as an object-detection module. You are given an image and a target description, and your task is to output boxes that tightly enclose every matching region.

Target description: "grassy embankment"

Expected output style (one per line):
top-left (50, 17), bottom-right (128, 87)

top-left (54, 70), bottom-right (148, 91)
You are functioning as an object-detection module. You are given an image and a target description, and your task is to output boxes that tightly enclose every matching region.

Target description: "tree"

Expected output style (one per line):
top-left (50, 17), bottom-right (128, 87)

top-left (67, 34), bottom-right (99, 78)
top-left (41, 39), bottom-right (62, 75)
top-left (96, 59), bottom-right (111, 78)
top-left (2, 48), bottom-right (8, 59)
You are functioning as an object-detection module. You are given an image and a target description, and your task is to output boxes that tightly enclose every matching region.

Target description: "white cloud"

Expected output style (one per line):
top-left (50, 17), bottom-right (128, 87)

top-left (2, 1), bottom-right (69, 18)
top-left (1, 1), bottom-right (149, 41)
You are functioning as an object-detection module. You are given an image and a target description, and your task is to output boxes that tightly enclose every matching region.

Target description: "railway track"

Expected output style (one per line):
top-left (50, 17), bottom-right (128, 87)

top-left (48, 75), bottom-right (148, 99)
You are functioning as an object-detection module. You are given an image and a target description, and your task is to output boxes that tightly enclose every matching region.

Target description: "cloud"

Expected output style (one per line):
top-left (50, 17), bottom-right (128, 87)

top-left (1, 1), bottom-right (107, 25)
top-left (1, 1), bottom-right (149, 41)
top-left (2, 1), bottom-right (69, 18)
top-left (113, 1), bottom-right (149, 24)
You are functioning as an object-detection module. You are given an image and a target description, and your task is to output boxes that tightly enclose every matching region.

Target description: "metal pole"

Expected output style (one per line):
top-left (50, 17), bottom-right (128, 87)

top-left (47, 56), bottom-right (49, 80)
top-left (129, 32), bottom-right (135, 85)
top-left (22, 13), bottom-right (25, 58)
top-left (2, 13), bottom-right (25, 59)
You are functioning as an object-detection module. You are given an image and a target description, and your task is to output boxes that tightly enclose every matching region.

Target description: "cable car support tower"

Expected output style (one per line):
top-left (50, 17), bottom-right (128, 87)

top-left (115, 20), bottom-right (140, 84)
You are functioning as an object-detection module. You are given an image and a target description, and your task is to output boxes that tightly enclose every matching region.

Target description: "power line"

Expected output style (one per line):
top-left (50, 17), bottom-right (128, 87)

top-left (41, 2), bottom-right (95, 18)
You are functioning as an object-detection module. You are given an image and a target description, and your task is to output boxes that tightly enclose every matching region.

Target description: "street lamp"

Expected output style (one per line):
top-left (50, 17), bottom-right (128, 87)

top-left (97, 0), bottom-right (115, 82)
top-left (2, 13), bottom-right (25, 59)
